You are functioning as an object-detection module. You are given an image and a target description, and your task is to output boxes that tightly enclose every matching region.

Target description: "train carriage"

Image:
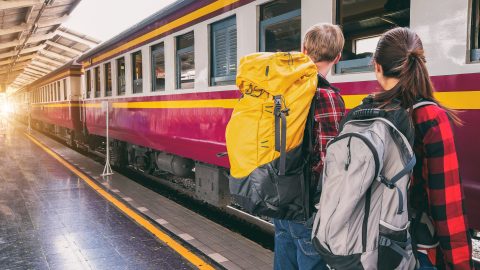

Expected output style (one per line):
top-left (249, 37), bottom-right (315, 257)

top-left (27, 62), bottom-right (83, 143)
top-left (14, 0), bottom-right (480, 232)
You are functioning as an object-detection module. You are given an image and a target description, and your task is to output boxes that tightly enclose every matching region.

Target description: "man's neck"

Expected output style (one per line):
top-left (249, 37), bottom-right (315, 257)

top-left (315, 61), bottom-right (334, 78)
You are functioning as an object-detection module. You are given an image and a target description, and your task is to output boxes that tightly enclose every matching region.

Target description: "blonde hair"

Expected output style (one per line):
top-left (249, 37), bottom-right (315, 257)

top-left (303, 23), bottom-right (344, 63)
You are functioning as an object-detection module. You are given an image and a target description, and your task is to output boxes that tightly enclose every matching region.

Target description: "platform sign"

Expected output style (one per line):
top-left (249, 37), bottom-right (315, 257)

top-left (102, 100), bottom-right (113, 176)
top-left (101, 101), bottom-right (110, 112)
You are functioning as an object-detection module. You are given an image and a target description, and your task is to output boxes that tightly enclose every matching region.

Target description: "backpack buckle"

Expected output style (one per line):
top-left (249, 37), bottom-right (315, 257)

top-left (281, 108), bottom-right (290, 116)
top-left (380, 175), bottom-right (396, 189)
top-left (379, 236), bottom-right (391, 247)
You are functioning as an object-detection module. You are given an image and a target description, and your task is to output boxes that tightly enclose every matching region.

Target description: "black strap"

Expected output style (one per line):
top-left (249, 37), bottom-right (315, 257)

top-left (279, 111), bottom-right (287, 175)
top-left (273, 95), bottom-right (288, 175)
top-left (379, 236), bottom-right (412, 259)
top-left (274, 96), bottom-right (282, 152)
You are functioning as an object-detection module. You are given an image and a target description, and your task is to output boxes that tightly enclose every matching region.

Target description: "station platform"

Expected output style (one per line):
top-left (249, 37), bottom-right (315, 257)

top-left (0, 121), bottom-right (273, 270)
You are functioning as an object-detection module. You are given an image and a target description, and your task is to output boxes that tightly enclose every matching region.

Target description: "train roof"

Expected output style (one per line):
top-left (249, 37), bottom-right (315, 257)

top-left (77, 0), bottom-right (195, 63)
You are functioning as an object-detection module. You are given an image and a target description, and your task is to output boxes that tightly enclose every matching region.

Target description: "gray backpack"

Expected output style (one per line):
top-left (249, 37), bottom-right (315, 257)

top-left (312, 100), bottom-right (419, 270)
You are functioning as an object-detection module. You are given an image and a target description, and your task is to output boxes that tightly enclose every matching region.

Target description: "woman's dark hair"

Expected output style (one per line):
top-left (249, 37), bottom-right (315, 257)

top-left (373, 27), bottom-right (461, 125)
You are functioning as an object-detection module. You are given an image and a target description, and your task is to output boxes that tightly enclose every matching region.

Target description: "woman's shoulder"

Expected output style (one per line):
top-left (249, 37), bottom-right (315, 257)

top-left (413, 103), bottom-right (451, 131)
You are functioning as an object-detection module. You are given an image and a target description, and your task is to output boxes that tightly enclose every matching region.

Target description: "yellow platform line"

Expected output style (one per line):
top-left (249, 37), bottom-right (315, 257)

top-left (24, 132), bottom-right (215, 270)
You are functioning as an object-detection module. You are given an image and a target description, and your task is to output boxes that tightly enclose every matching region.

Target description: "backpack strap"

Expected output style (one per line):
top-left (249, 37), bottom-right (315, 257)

top-left (360, 117), bottom-right (416, 215)
top-left (379, 235), bottom-right (412, 259)
top-left (413, 101), bottom-right (437, 110)
top-left (380, 155), bottom-right (416, 214)
top-left (274, 95), bottom-right (288, 175)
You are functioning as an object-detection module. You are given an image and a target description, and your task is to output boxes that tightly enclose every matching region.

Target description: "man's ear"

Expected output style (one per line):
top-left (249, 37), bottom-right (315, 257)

top-left (334, 53), bottom-right (342, 64)
top-left (302, 47), bottom-right (308, 55)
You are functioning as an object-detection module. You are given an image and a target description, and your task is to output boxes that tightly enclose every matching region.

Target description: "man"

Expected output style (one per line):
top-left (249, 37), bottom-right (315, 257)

top-left (273, 23), bottom-right (346, 270)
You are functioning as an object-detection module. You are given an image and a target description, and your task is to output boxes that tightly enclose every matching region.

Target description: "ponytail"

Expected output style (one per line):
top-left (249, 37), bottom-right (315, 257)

top-left (373, 27), bottom-right (462, 125)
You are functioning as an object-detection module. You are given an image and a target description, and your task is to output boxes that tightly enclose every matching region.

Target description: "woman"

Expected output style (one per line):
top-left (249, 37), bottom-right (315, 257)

top-left (372, 27), bottom-right (473, 269)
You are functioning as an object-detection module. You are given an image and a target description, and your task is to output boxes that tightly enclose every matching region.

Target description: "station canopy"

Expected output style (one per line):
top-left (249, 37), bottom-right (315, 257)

top-left (0, 0), bottom-right (100, 93)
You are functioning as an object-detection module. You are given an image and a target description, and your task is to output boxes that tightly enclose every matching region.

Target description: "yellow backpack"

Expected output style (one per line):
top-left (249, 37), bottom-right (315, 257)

top-left (226, 52), bottom-right (318, 220)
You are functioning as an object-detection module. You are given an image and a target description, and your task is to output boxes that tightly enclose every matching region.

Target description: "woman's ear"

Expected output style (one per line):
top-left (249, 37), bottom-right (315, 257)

top-left (374, 61), bottom-right (383, 75)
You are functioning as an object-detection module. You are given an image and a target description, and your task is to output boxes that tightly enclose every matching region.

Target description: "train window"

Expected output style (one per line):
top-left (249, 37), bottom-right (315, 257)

top-left (471, 0), bottom-right (480, 62)
top-left (63, 79), bottom-right (67, 100)
top-left (176, 31), bottom-right (195, 89)
top-left (57, 81), bottom-right (61, 101)
top-left (260, 0), bottom-right (301, 52)
top-left (105, 62), bottom-right (112, 96)
top-left (117, 57), bottom-right (126, 95)
top-left (151, 43), bottom-right (165, 92)
top-left (335, 0), bottom-right (410, 74)
top-left (132, 51), bottom-right (143, 93)
top-left (86, 70), bottom-right (91, 98)
top-left (94, 67), bottom-right (101, 98)
top-left (210, 16), bottom-right (237, 86)
top-left (53, 83), bottom-right (56, 101)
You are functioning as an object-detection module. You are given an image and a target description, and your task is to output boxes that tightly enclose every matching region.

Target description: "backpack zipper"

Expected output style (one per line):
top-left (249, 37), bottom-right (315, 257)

top-left (345, 136), bottom-right (352, 171)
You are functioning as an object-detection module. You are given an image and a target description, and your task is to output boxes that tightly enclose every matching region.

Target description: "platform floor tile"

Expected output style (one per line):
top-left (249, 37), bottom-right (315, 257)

top-left (26, 124), bottom-right (274, 269)
top-left (0, 124), bottom-right (195, 270)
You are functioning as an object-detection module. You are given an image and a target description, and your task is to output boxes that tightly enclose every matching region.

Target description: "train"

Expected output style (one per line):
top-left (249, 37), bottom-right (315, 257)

top-left (10, 0), bottom-right (480, 232)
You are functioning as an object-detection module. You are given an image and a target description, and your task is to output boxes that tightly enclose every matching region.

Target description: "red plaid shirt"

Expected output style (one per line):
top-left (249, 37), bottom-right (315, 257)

top-left (312, 76), bottom-right (345, 173)
top-left (412, 104), bottom-right (473, 269)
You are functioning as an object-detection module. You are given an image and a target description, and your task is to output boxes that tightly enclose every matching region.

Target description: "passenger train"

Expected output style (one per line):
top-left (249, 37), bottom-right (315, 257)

top-left (11, 0), bottom-right (480, 232)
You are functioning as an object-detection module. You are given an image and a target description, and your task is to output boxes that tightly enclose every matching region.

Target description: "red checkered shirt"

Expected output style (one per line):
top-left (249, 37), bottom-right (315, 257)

top-left (412, 104), bottom-right (473, 270)
top-left (312, 76), bottom-right (345, 174)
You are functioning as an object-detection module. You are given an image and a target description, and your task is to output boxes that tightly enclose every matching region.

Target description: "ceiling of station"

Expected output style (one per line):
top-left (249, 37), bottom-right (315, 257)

top-left (0, 0), bottom-right (101, 93)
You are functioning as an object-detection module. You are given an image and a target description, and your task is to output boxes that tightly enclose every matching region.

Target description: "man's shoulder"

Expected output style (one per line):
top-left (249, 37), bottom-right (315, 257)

top-left (315, 86), bottom-right (343, 101)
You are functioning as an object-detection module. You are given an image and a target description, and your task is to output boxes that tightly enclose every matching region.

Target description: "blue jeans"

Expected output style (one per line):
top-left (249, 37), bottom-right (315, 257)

top-left (273, 219), bottom-right (327, 270)
top-left (417, 253), bottom-right (437, 270)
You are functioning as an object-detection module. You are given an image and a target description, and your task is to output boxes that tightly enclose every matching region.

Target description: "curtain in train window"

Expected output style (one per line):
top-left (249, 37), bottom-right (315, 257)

top-left (176, 31), bottom-right (195, 89)
top-left (336, 0), bottom-right (410, 74)
top-left (86, 70), bottom-right (91, 98)
top-left (105, 62), bottom-right (112, 96)
top-left (151, 43), bottom-right (165, 91)
top-left (260, 0), bottom-right (301, 52)
top-left (211, 16), bottom-right (237, 86)
top-left (132, 51), bottom-right (143, 93)
top-left (94, 67), bottom-right (101, 97)
top-left (471, 0), bottom-right (480, 62)
top-left (117, 57), bottom-right (126, 95)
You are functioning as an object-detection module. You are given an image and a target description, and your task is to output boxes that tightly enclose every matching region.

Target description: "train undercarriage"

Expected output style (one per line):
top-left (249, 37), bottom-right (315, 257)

top-left (24, 119), bottom-right (271, 229)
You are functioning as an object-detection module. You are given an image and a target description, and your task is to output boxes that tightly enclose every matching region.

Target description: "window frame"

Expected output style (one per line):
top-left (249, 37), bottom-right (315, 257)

top-left (259, 9), bottom-right (301, 52)
top-left (151, 42), bottom-right (166, 92)
top-left (333, 0), bottom-right (411, 74)
top-left (131, 50), bottom-right (143, 94)
top-left (116, 57), bottom-right (126, 96)
top-left (104, 62), bottom-right (112, 96)
top-left (176, 31), bottom-right (195, 90)
top-left (210, 16), bottom-right (237, 86)
top-left (57, 81), bottom-right (61, 101)
top-left (471, 0), bottom-right (480, 62)
top-left (63, 79), bottom-right (67, 100)
top-left (86, 69), bottom-right (92, 99)
top-left (94, 66), bottom-right (101, 98)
